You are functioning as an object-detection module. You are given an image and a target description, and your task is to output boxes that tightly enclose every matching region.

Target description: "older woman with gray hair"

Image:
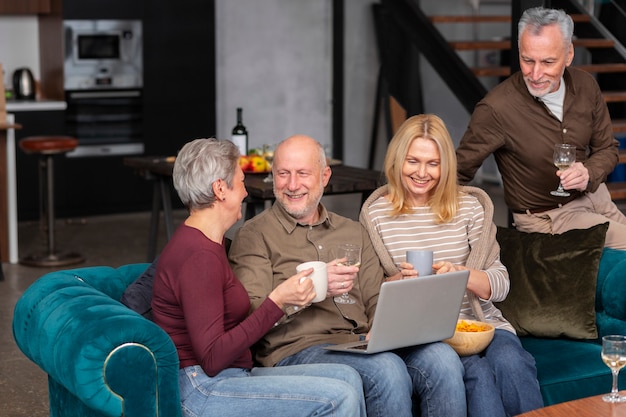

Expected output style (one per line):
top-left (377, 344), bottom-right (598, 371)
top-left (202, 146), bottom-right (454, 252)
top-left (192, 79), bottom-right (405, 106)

top-left (151, 138), bottom-right (366, 417)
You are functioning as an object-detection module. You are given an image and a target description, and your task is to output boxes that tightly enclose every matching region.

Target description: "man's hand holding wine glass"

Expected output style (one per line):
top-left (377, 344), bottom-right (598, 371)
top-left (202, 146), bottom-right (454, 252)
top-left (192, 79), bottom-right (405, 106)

top-left (550, 143), bottom-right (576, 197)
top-left (326, 259), bottom-right (358, 298)
top-left (557, 161), bottom-right (590, 192)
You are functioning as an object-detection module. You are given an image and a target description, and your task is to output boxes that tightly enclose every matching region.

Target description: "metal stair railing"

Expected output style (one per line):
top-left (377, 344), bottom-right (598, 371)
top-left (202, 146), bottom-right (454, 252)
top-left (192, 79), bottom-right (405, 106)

top-left (381, 0), bottom-right (488, 114)
top-left (551, 0), bottom-right (626, 61)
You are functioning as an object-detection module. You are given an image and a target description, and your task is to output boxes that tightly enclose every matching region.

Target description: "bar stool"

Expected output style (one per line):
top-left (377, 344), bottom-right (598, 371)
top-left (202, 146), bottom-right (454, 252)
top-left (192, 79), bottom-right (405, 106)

top-left (19, 136), bottom-right (84, 267)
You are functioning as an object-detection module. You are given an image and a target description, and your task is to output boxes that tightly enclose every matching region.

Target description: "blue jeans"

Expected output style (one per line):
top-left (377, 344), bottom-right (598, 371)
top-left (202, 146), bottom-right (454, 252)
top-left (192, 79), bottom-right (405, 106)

top-left (179, 363), bottom-right (366, 417)
top-left (395, 342), bottom-right (466, 417)
top-left (461, 329), bottom-right (544, 417)
top-left (278, 342), bottom-right (465, 417)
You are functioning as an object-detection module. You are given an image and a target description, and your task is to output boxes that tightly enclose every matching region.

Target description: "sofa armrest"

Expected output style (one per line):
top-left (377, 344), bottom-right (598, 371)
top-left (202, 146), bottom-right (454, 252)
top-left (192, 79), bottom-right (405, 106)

top-left (596, 248), bottom-right (626, 338)
top-left (12, 268), bottom-right (181, 417)
top-left (69, 263), bottom-right (151, 300)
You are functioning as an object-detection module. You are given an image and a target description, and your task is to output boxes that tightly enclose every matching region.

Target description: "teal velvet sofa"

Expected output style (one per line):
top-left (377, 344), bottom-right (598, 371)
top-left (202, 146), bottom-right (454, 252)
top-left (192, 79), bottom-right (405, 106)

top-left (12, 263), bottom-right (181, 417)
top-left (11, 248), bottom-right (626, 415)
top-left (518, 248), bottom-right (626, 406)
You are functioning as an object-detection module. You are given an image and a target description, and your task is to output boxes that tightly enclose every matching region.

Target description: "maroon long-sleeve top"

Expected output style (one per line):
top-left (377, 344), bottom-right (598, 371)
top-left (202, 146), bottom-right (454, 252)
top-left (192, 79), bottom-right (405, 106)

top-left (152, 224), bottom-right (284, 376)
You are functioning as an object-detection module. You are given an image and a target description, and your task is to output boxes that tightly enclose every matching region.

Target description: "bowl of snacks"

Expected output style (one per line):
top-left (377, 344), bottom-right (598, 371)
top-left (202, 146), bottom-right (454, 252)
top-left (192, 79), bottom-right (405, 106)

top-left (443, 319), bottom-right (495, 356)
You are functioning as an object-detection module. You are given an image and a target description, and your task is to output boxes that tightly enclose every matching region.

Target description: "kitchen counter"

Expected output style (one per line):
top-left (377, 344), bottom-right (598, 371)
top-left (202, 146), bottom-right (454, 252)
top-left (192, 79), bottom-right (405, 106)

top-left (6, 100), bottom-right (66, 112)
top-left (0, 122), bottom-right (21, 130)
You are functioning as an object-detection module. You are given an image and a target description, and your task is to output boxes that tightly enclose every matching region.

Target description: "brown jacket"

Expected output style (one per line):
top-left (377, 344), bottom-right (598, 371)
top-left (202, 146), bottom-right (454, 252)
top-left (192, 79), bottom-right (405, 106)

top-left (457, 67), bottom-right (619, 212)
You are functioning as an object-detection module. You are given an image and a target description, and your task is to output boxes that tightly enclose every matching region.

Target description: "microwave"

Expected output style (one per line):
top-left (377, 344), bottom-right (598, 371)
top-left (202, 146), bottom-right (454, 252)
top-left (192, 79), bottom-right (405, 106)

top-left (64, 19), bottom-right (143, 90)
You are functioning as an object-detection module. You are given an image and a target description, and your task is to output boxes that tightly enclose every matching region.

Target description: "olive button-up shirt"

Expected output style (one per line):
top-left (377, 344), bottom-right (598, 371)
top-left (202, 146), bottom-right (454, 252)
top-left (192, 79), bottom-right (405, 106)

top-left (229, 202), bottom-right (384, 367)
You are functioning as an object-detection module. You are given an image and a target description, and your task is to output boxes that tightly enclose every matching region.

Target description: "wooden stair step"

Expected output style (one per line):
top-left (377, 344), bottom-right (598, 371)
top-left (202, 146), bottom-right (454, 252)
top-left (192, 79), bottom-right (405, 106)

top-left (613, 119), bottom-right (626, 134)
top-left (607, 181), bottom-right (626, 200)
top-left (573, 38), bottom-right (615, 48)
top-left (472, 63), bottom-right (626, 78)
top-left (430, 15), bottom-right (511, 23)
top-left (449, 38), bottom-right (613, 51)
top-left (571, 14), bottom-right (592, 23)
top-left (604, 91), bottom-right (626, 103)
top-left (576, 63), bottom-right (626, 73)
top-left (449, 40), bottom-right (510, 50)
top-left (429, 14), bottom-right (589, 24)
top-left (471, 66), bottom-right (510, 77)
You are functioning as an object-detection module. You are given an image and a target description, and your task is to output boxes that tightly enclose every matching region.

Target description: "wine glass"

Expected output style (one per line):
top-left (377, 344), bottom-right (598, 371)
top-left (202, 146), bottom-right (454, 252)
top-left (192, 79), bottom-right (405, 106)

top-left (550, 144), bottom-right (576, 197)
top-left (333, 244), bottom-right (361, 305)
top-left (262, 143), bottom-right (275, 183)
top-left (601, 335), bottom-right (626, 403)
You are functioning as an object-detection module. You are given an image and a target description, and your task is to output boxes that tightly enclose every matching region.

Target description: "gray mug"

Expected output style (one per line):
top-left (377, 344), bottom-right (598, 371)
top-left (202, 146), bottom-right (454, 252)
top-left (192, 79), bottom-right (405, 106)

top-left (406, 250), bottom-right (434, 276)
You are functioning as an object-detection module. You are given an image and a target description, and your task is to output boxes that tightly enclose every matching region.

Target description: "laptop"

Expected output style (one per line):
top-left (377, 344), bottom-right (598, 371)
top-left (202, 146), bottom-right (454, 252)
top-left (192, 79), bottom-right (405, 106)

top-left (324, 270), bottom-right (469, 354)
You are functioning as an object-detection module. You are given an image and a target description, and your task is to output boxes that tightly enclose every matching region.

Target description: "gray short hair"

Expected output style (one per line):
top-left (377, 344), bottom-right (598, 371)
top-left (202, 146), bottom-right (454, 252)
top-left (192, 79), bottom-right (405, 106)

top-left (173, 138), bottom-right (240, 210)
top-left (518, 7), bottom-right (573, 48)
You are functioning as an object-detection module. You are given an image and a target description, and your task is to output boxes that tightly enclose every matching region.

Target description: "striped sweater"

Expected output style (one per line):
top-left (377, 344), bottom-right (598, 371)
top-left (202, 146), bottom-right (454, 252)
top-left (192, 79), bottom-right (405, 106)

top-left (360, 185), bottom-right (514, 333)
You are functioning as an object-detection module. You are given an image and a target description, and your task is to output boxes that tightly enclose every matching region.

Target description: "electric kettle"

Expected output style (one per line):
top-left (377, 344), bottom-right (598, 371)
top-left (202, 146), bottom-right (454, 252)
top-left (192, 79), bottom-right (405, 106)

top-left (13, 68), bottom-right (36, 100)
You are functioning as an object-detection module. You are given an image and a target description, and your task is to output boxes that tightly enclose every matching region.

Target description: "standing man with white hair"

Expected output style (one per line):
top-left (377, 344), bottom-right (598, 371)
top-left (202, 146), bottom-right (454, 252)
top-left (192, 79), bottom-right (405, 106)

top-left (456, 6), bottom-right (626, 248)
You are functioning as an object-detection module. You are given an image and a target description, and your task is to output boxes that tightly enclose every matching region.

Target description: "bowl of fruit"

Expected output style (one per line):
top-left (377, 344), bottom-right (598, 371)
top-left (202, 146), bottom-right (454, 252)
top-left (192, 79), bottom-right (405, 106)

top-left (443, 319), bottom-right (494, 356)
top-left (239, 149), bottom-right (271, 174)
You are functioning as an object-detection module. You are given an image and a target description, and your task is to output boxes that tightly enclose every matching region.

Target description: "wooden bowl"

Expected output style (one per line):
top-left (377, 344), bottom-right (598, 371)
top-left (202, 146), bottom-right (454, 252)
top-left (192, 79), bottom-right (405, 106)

top-left (443, 320), bottom-right (495, 356)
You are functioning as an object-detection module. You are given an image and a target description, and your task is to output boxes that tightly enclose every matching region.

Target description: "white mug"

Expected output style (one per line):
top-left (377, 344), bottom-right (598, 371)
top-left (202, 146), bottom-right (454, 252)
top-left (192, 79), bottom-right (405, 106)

top-left (406, 250), bottom-right (434, 277)
top-left (296, 261), bottom-right (328, 303)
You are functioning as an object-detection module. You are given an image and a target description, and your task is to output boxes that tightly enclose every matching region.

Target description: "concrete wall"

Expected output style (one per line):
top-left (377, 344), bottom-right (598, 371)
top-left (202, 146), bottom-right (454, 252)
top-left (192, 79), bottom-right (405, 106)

top-left (0, 16), bottom-right (40, 89)
top-left (215, 0), bottom-right (333, 154)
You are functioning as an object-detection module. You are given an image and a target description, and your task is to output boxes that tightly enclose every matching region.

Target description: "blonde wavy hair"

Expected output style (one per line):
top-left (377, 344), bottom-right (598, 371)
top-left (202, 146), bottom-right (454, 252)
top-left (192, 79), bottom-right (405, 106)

top-left (383, 114), bottom-right (459, 223)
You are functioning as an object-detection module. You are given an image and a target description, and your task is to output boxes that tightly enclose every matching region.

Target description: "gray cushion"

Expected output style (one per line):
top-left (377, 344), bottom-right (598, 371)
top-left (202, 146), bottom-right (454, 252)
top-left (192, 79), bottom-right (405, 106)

top-left (120, 257), bottom-right (158, 321)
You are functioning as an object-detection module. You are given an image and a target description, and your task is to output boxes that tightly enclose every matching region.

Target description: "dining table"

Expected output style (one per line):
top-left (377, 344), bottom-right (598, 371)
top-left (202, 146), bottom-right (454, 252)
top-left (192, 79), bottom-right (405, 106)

top-left (124, 155), bottom-right (385, 261)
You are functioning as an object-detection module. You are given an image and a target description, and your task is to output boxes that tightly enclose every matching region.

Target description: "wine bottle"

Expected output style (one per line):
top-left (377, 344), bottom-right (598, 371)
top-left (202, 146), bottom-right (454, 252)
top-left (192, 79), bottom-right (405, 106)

top-left (231, 107), bottom-right (248, 156)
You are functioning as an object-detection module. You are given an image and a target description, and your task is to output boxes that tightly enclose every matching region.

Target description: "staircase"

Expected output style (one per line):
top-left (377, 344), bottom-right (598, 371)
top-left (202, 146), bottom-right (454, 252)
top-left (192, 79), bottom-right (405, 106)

top-left (381, 0), bottom-right (626, 201)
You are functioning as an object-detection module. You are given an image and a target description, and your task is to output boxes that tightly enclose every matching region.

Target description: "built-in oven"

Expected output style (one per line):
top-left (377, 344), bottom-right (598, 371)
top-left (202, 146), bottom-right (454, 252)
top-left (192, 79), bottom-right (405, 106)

top-left (63, 19), bottom-right (144, 157)
top-left (64, 89), bottom-right (143, 157)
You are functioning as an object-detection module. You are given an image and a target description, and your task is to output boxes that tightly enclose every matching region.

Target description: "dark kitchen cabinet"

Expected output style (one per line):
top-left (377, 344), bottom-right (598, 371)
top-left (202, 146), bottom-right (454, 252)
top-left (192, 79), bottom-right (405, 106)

top-left (13, 110), bottom-right (152, 221)
top-left (62, 0), bottom-right (141, 19)
top-left (63, 0), bottom-right (216, 155)
top-left (53, 155), bottom-right (153, 218)
top-left (0, 0), bottom-right (50, 14)
top-left (141, 0), bottom-right (216, 156)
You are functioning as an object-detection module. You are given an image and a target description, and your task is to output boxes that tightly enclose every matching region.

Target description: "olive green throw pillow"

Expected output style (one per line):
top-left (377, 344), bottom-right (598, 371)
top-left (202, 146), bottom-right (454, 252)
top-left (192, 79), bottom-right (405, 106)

top-left (495, 222), bottom-right (609, 339)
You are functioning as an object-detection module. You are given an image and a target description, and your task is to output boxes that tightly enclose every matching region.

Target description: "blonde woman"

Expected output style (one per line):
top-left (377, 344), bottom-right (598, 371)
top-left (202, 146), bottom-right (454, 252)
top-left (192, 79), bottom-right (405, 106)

top-left (360, 114), bottom-right (543, 416)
